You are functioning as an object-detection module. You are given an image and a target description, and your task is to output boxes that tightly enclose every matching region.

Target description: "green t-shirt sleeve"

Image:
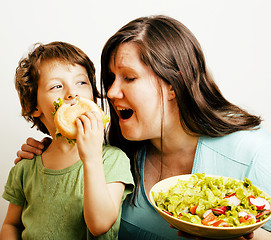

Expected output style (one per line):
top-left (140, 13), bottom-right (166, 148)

top-left (102, 145), bottom-right (134, 200)
top-left (2, 162), bottom-right (26, 207)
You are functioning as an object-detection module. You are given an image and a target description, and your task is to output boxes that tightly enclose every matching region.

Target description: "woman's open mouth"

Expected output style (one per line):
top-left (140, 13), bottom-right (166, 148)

top-left (117, 107), bottom-right (134, 120)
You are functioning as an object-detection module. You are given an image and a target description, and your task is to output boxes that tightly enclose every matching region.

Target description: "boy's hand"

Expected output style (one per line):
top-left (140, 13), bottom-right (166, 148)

top-left (76, 111), bottom-right (104, 163)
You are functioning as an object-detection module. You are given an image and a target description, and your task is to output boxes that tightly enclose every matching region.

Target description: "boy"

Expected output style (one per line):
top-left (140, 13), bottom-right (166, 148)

top-left (0, 41), bottom-right (134, 240)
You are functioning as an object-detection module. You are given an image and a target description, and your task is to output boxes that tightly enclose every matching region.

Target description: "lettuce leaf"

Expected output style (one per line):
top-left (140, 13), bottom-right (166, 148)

top-left (52, 98), bottom-right (76, 145)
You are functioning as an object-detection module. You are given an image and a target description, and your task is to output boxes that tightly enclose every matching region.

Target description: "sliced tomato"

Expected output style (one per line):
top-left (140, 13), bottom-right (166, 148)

top-left (211, 219), bottom-right (230, 227)
top-left (239, 216), bottom-right (246, 223)
top-left (190, 204), bottom-right (198, 215)
top-left (202, 211), bottom-right (217, 226)
top-left (239, 214), bottom-right (255, 224)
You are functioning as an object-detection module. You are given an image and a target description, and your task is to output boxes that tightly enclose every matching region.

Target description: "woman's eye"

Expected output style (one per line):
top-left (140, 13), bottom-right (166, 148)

top-left (108, 72), bottom-right (115, 83)
top-left (124, 77), bottom-right (136, 81)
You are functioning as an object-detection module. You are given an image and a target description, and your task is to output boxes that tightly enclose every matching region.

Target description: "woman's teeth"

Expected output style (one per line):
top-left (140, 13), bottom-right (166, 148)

top-left (117, 107), bottom-right (134, 120)
top-left (117, 107), bottom-right (127, 111)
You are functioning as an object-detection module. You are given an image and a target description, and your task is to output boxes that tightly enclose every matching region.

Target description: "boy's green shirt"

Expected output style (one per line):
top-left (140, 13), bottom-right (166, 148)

top-left (3, 145), bottom-right (134, 240)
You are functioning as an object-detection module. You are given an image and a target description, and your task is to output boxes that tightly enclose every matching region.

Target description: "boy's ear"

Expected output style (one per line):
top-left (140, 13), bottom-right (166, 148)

top-left (167, 85), bottom-right (176, 101)
top-left (31, 107), bottom-right (41, 117)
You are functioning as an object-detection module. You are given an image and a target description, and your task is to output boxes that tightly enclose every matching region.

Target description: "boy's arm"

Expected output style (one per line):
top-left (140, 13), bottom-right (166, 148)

top-left (83, 161), bottom-right (125, 236)
top-left (76, 111), bottom-right (126, 236)
top-left (0, 203), bottom-right (23, 240)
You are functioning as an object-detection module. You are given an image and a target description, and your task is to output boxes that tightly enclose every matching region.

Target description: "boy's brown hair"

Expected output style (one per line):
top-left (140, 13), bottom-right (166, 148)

top-left (15, 41), bottom-right (98, 135)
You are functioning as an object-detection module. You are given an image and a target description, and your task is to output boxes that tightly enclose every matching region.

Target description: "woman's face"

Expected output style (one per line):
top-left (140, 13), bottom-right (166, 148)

top-left (107, 42), bottom-right (172, 141)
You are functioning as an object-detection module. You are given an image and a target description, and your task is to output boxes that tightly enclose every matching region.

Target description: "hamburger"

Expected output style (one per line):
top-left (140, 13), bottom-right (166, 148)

top-left (52, 97), bottom-right (110, 144)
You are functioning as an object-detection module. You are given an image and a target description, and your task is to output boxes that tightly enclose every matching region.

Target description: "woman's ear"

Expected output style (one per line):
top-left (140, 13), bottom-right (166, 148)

top-left (31, 107), bottom-right (41, 117)
top-left (167, 85), bottom-right (176, 101)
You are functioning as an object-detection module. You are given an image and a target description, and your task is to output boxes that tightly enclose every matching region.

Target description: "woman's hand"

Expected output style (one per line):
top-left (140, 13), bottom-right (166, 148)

top-left (15, 137), bottom-right (52, 164)
top-left (175, 228), bottom-right (254, 239)
top-left (177, 231), bottom-right (253, 239)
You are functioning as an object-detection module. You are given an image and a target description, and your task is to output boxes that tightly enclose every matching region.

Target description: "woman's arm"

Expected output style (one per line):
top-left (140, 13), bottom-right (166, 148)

top-left (249, 228), bottom-right (270, 239)
top-left (0, 203), bottom-right (23, 240)
top-left (15, 137), bottom-right (52, 164)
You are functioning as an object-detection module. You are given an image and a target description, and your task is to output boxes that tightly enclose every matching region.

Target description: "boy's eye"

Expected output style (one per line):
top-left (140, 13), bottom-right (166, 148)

top-left (77, 81), bottom-right (88, 85)
top-left (51, 85), bottom-right (62, 90)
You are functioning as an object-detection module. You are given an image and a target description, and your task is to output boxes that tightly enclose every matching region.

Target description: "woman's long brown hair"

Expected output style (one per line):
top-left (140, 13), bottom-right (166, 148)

top-left (100, 15), bottom-right (261, 203)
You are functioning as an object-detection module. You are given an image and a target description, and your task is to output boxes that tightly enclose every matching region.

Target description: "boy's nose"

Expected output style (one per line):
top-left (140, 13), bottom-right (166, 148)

top-left (67, 94), bottom-right (78, 99)
top-left (65, 92), bottom-right (78, 100)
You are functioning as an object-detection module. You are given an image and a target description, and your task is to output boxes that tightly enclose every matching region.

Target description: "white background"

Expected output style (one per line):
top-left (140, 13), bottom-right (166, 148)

top-left (0, 0), bottom-right (270, 227)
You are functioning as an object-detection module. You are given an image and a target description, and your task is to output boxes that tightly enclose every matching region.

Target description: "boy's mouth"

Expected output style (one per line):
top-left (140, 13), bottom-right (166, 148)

top-left (117, 107), bottom-right (134, 120)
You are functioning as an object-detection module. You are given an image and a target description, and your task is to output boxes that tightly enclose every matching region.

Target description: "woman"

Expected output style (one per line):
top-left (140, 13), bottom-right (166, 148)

top-left (15, 15), bottom-right (271, 239)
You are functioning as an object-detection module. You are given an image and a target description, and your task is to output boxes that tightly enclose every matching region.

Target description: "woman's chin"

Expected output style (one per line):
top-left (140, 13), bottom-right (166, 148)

top-left (121, 129), bottom-right (141, 141)
top-left (122, 131), bottom-right (151, 142)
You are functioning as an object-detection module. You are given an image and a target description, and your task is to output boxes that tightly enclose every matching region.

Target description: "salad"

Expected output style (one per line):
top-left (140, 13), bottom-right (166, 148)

top-left (152, 173), bottom-right (271, 227)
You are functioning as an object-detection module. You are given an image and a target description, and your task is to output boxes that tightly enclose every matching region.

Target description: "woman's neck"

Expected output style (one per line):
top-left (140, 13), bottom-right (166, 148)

top-left (150, 124), bottom-right (198, 155)
top-left (147, 126), bottom-right (199, 177)
top-left (41, 137), bottom-right (80, 170)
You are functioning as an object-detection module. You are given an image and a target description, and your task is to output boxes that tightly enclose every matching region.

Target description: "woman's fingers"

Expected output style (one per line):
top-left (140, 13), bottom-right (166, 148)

top-left (15, 137), bottom-right (51, 164)
top-left (41, 137), bottom-right (52, 150)
top-left (21, 142), bottom-right (42, 156)
top-left (16, 150), bottom-right (34, 162)
top-left (25, 137), bottom-right (44, 149)
top-left (243, 232), bottom-right (254, 239)
top-left (14, 156), bottom-right (22, 164)
top-left (176, 230), bottom-right (254, 240)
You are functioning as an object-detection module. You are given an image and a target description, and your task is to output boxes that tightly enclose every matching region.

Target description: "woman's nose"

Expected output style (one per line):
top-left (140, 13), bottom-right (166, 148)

top-left (107, 79), bottom-right (123, 100)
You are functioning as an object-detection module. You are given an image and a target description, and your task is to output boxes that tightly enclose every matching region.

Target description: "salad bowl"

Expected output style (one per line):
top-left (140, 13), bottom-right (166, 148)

top-left (149, 173), bottom-right (271, 239)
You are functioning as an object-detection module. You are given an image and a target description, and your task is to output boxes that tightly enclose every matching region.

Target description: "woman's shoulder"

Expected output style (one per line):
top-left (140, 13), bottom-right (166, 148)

top-left (201, 126), bottom-right (271, 148)
top-left (199, 127), bottom-right (271, 163)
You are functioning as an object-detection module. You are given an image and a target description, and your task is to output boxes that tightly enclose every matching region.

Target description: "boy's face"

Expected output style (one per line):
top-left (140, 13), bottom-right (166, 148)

top-left (32, 60), bottom-right (93, 135)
